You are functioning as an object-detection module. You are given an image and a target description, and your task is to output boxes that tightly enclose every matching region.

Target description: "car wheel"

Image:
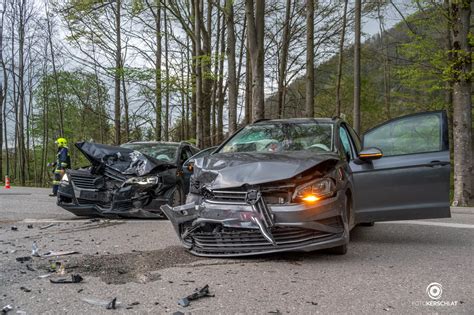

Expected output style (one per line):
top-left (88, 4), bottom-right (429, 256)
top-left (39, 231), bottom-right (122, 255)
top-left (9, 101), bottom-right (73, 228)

top-left (170, 186), bottom-right (184, 207)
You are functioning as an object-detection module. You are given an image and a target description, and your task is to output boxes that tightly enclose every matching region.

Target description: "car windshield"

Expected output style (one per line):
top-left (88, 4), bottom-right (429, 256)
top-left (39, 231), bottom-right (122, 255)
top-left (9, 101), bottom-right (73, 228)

top-left (219, 122), bottom-right (334, 153)
top-left (120, 143), bottom-right (179, 162)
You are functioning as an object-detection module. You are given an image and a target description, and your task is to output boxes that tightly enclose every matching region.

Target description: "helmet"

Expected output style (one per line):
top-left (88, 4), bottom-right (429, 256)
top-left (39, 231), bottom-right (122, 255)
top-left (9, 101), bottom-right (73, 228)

top-left (55, 137), bottom-right (68, 147)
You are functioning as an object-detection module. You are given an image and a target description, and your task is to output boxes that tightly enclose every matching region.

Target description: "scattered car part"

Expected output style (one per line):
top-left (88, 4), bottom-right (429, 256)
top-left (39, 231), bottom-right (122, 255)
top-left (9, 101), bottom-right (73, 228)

top-left (10, 226), bottom-right (17, 231)
top-left (106, 298), bottom-right (117, 310)
top-left (31, 242), bottom-right (40, 257)
top-left (1, 304), bottom-right (12, 313)
top-left (39, 223), bottom-right (55, 230)
top-left (15, 256), bottom-right (31, 263)
top-left (27, 224), bottom-right (33, 229)
top-left (20, 287), bottom-right (31, 293)
top-left (81, 297), bottom-right (120, 309)
top-left (43, 251), bottom-right (79, 257)
top-left (50, 274), bottom-right (83, 284)
top-left (178, 284), bottom-right (213, 307)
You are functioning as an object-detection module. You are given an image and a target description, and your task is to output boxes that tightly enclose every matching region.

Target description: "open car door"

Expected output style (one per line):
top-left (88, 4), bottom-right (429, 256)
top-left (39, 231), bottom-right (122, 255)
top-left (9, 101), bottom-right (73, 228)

top-left (351, 111), bottom-right (451, 223)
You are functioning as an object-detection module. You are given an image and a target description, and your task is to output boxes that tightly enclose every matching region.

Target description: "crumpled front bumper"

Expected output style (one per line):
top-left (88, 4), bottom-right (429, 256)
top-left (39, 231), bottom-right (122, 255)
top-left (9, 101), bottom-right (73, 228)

top-left (57, 181), bottom-right (169, 219)
top-left (161, 191), bottom-right (348, 257)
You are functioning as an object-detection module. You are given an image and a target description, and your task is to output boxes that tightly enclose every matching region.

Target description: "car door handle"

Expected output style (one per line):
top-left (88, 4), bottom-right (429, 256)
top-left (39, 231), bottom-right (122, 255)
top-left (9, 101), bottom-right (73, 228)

top-left (428, 160), bottom-right (449, 167)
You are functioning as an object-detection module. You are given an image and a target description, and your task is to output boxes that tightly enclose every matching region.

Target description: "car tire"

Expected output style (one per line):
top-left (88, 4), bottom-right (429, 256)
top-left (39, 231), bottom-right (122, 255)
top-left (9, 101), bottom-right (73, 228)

top-left (170, 186), bottom-right (184, 207)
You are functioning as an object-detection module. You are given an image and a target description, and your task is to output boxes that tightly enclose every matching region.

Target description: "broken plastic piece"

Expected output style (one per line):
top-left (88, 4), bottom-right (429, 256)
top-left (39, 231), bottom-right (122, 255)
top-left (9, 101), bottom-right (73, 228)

top-left (15, 256), bottom-right (31, 263)
top-left (31, 242), bottom-right (40, 257)
top-left (39, 223), bottom-right (55, 230)
top-left (49, 274), bottom-right (83, 284)
top-left (27, 224), bottom-right (33, 229)
top-left (81, 297), bottom-right (121, 309)
top-left (43, 251), bottom-right (79, 257)
top-left (11, 226), bottom-right (17, 231)
top-left (178, 284), bottom-right (213, 307)
top-left (20, 287), bottom-right (31, 293)
top-left (106, 298), bottom-right (117, 310)
top-left (1, 304), bottom-right (12, 313)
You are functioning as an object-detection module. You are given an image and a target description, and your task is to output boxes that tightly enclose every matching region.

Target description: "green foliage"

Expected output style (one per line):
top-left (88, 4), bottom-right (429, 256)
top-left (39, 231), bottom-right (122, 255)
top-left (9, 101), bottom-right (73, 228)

top-left (32, 71), bottom-right (111, 173)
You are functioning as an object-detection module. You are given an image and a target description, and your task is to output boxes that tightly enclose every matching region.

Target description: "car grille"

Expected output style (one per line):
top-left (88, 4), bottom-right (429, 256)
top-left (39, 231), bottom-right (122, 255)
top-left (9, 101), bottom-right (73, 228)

top-left (70, 173), bottom-right (96, 189)
top-left (205, 190), bottom-right (247, 204)
top-left (187, 226), bottom-right (338, 255)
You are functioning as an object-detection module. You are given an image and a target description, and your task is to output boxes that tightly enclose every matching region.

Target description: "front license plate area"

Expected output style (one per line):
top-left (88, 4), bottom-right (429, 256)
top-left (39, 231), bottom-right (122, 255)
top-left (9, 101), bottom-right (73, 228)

top-left (80, 190), bottom-right (98, 200)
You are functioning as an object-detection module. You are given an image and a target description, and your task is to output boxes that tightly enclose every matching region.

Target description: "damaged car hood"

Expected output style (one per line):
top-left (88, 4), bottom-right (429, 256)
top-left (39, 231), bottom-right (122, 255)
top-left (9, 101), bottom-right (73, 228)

top-left (76, 141), bottom-right (175, 176)
top-left (193, 151), bottom-right (339, 189)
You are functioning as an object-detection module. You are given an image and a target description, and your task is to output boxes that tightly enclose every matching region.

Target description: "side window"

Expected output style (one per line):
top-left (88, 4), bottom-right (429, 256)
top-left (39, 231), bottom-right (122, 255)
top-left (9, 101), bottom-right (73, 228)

top-left (339, 126), bottom-right (354, 160)
top-left (363, 112), bottom-right (445, 156)
top-left (180, 147), bottom-right (192, 163)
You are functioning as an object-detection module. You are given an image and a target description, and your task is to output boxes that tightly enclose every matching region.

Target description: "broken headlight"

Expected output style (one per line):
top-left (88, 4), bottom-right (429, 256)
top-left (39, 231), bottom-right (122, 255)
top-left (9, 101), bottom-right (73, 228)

top-left (292, 177), bottom-right (335, 203)
top-left (124, 176), bottom-right (160, 186)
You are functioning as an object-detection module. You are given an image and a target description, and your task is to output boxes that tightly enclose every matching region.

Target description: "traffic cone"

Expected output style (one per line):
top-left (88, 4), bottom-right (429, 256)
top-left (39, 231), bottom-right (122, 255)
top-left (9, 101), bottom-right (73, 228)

top-left (4, 176), bottom-right (11, 189)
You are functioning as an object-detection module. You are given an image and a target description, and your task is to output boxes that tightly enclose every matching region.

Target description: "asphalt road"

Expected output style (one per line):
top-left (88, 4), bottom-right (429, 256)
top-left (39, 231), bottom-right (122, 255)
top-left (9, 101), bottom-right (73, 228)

top-left (1, 187), bottom-right (473, 314)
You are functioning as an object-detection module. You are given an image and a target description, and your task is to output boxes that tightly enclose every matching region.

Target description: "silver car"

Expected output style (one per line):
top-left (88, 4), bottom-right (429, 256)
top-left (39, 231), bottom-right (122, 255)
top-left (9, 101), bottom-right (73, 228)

top-left (162, 111), bottom-right (450, 257)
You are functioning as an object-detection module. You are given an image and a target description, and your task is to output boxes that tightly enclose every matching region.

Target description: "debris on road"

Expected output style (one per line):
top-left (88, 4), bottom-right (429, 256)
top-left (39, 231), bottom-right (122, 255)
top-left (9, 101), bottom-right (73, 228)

top-left (177, 284), bottom-right (214, 307)
top-left (106, 298), bottom-right (117, 310)
top-left (49, 274), bottom-right (83, 284)
top-left (15, 256), bottom-right (31, 263)
top-left (20, 287), bottom-right (31, 293)
top-left (1, 304), bottom-right (12, 313)
top-left (38, 274), bottom-right (51, 279)
top-left (27, 224), bottom-right (33, 229)
top-left (39, 223), bottom-right (56, 230)
top-left (81, 297), bottom-right (120, 309)
top-left (31, 242), bottom-right (40, 257)
top-left (26, 264), bottom-right (35, 271)
top-left (43, 251), bottom-right (79, 257)
top-left (10, 226), bottom-right (17, 231)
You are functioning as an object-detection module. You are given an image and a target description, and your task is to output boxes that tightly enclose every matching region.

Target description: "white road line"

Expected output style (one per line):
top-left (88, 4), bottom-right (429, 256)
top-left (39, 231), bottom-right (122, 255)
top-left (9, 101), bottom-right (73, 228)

top-left (380, 221), bottom-right (474, 229)
top-left (22, 218), bottom-right (169, 224)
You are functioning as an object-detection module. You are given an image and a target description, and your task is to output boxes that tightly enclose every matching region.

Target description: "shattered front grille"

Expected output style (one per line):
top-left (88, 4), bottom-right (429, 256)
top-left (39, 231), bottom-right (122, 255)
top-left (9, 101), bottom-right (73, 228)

top-left (188, 226), bottom-right (336, 255)
top-left (205, 190), bottom-right (247, 204)
top-left (70, 173), bottom-right (96, 189)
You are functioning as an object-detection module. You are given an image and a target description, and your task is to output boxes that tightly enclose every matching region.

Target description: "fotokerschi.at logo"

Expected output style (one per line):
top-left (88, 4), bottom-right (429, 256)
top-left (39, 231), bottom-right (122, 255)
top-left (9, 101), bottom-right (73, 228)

top-left (426, 282), bottom-right (443, 300)
top-left (412, 282), bottom-right (458, 307)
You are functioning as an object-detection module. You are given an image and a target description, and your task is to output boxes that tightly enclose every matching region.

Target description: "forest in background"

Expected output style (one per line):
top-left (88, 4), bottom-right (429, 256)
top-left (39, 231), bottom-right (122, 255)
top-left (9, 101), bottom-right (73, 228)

top-left (0, 0), bottom-right (472, 205)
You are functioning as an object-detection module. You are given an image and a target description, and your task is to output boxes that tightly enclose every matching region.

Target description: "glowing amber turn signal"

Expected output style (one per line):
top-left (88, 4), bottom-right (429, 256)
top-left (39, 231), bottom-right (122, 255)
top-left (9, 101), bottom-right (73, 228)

top-left (301, 195), bottom-right (320, 203)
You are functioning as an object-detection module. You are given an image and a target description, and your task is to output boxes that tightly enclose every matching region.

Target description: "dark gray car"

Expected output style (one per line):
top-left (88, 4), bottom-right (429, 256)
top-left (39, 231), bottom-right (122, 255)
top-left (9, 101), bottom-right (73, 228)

top-left (161, 111), bottom-right (450, 257)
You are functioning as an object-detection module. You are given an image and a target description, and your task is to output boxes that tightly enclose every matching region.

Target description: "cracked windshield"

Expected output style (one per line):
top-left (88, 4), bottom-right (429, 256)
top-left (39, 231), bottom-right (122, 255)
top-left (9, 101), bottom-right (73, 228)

top-left (220, 122), bottom-right (334, 153)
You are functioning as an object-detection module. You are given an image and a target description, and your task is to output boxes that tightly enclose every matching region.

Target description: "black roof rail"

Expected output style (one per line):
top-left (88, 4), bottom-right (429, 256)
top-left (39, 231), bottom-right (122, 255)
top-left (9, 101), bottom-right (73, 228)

top-left (252, 118), bottom-right (270, 124)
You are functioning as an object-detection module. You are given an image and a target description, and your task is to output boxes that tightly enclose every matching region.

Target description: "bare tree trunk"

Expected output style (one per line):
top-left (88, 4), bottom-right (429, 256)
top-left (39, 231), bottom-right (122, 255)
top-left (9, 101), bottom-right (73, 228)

top-left (164, 6), bottom-right (169, 141)
top-left (45, 2), bottom-right (64, 137)
top-left (444, 0), bottom-right (454, 149)
top-left (277, 0), bottom-right (292, 119)
top-left (450, 0), bottom-right (472, 206)
top-left (225, 0), bottom-right (237, 134)
top-left (18, 0), bottom-right (26, 185)
top-left (377, 4), bottom-right (391, 120)
top-left (305, 0), bottom-right (314, 118)
top-left (245, 0), bottom-right (265, 121)
top-left (154, 1), bottom-right (162, 141)
top-left (114, 0), bottom-right (122, 144)
top-left (335, 0), bottom-right (348, 117)
top-left (245, 43), bottom-right (252, 125)
top-left (353, 0), bottom-right (361, 133)
top-left (217, 10), bottom-right (225, 142)
top-left (211, 6), bottom-right (221, 145)
top-left (121, 77), bottom-right (130, 141)
top-left (0, 3), bottom-right (5, 182)
top-left (194, 0), bottom-right (203, 147)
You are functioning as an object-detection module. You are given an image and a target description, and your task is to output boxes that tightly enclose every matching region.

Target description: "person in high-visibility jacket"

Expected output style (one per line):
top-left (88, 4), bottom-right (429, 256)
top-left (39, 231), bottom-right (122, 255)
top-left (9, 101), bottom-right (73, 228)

top-left (48, 138), bottom-right (71, 197)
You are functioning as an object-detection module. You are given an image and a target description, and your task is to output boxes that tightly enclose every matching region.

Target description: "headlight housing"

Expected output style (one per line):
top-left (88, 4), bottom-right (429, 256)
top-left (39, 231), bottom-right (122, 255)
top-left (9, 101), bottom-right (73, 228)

top-left (60, 173), bottom-right (69, 185)
top-left (124, 176), bottom-right (160, 186)
top-left (292, 177), bottom-right (336, 203)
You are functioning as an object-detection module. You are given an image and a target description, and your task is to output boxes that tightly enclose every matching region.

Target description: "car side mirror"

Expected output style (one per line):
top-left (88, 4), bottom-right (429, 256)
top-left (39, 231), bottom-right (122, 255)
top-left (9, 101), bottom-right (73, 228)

top-left (183, 159), bottom-right (195, 172)
top-left (358, 147), bottom-right (383, 162)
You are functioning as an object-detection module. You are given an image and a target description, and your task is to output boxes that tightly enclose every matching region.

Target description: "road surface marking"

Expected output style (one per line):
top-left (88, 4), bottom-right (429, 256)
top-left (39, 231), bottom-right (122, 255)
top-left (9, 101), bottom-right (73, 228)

top-left (22, 218), bottom-right (169, 224)
top-left (380, 221), bottom-right (474, 229)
